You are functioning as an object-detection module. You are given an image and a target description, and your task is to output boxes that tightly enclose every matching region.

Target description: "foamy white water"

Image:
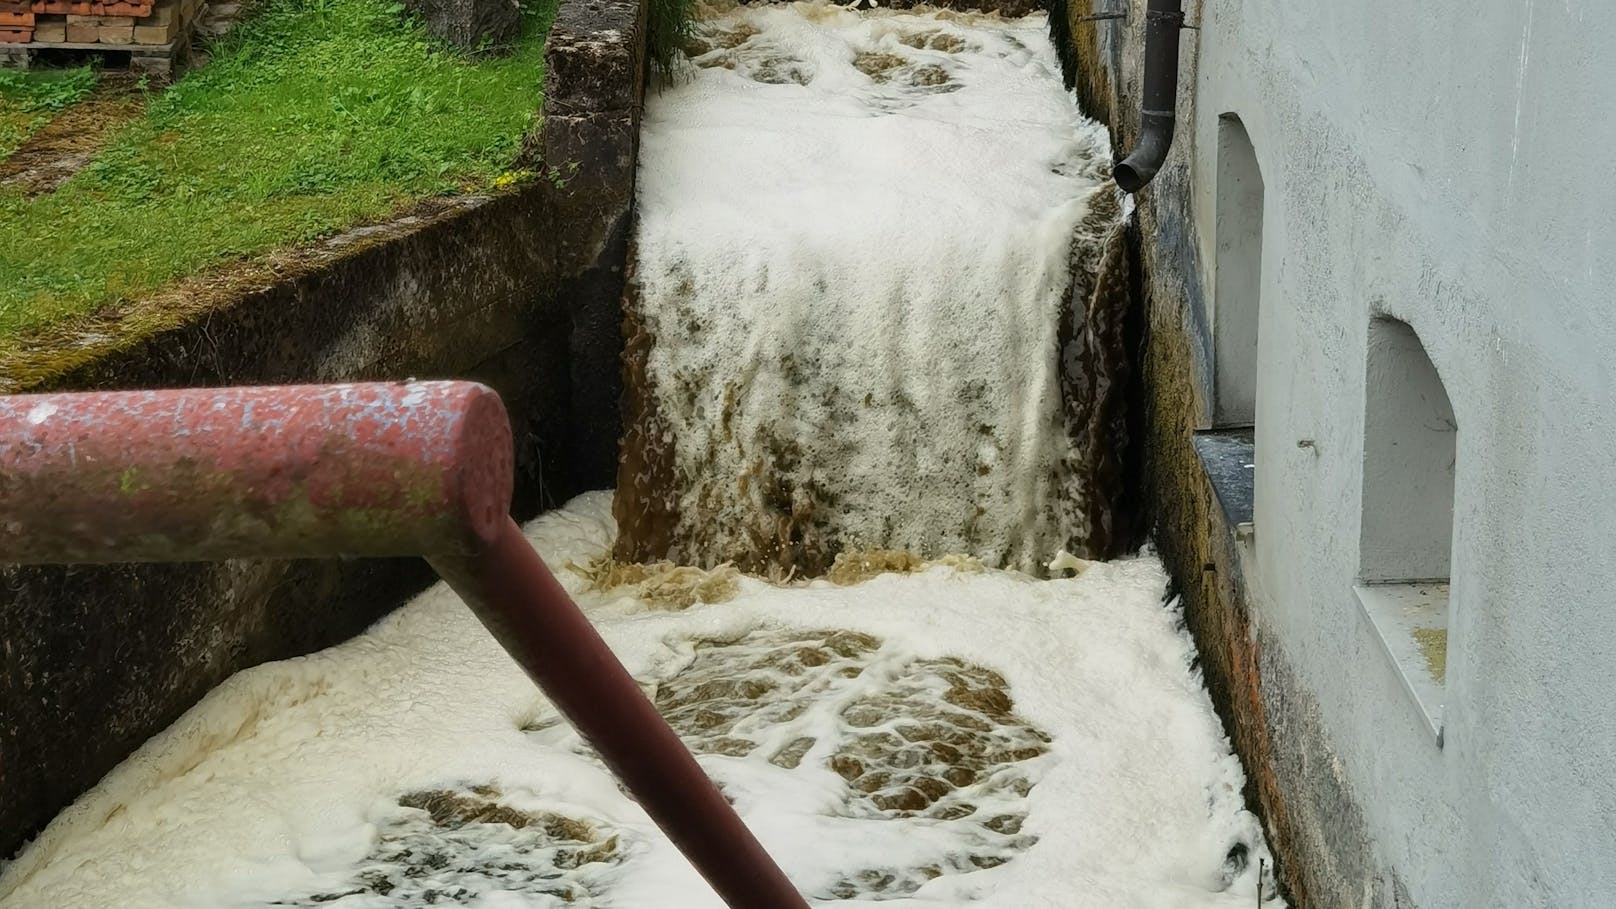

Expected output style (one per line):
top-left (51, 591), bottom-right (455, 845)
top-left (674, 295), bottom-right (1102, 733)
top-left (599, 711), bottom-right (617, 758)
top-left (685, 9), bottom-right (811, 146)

top-left (631, 2), bottom-right (1114, 572)
top-left (0, 494), bottom-right (1279, 908)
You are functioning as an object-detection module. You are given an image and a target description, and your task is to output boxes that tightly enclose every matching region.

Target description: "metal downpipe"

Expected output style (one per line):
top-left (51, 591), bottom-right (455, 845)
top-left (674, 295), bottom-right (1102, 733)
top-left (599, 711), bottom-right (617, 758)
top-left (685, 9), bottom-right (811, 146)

top-left (1113, 0), bottom-right (1185, 193)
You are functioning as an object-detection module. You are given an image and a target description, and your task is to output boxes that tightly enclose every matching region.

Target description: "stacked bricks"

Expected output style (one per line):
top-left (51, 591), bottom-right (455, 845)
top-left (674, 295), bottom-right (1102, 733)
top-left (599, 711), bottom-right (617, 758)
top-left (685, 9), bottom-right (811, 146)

top-left (2, 0), bottom-right (201, 72)
top-left (0, 0), bottom-right (32, 44)
top-left (27, 0), bottom-right (199, 46)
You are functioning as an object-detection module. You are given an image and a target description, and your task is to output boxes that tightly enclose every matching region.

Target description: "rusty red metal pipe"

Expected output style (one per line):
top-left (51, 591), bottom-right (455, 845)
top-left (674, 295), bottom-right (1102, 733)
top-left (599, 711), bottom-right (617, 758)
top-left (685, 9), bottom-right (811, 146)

top-left (0, 382), bottom-right (515, 562)
top-left (0, 381), bottom-right (808, 909)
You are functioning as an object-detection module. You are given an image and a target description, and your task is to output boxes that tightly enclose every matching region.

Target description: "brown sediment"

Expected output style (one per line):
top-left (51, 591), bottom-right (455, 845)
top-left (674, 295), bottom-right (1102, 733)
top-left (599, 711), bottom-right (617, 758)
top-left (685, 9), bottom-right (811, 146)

top-left (909, 63), bottom-right (952, 87)
top-left (826, 548), bottom-right (926, 584)
top-left (277, 786), bottom-right (620, 907)
top-left (613, 261), bottom-right (686, 566)
top-left (854, 51), bottom-right (909, 81)
top-left (881, 0), bottom-right (1043, 17)
top-left (614, 260), bottom-right (837, 579)
top-left (898, 30), bottom-right (968, 53)
top-left (567, 555), bottom-right (740, 609)
top-left (748, 55), bottom-right (813, 85)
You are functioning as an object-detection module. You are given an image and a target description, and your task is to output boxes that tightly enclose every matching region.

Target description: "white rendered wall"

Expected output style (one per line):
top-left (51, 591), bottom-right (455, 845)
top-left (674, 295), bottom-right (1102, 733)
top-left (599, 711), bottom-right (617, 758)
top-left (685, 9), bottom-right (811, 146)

top-left (1184, 0), bottom-right (1616, 905)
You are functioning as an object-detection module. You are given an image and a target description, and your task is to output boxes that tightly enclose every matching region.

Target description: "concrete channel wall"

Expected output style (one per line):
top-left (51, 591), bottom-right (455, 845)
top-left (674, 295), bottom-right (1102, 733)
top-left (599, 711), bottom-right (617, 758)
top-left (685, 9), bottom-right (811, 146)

top-left (0, 0), bottom-right (645, 859)
top-left (1053, 1), bottom-right (1616, 906)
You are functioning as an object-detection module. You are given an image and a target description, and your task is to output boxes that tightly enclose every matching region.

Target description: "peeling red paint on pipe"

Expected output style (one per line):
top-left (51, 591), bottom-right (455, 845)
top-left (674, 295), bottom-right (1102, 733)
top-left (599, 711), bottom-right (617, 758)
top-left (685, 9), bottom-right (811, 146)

top-left (0, 382), bottom-right (513, 563)
top-left (431, 521), bottom-right (812, 909)
top-left (0, 381), bottom-right (808, 908)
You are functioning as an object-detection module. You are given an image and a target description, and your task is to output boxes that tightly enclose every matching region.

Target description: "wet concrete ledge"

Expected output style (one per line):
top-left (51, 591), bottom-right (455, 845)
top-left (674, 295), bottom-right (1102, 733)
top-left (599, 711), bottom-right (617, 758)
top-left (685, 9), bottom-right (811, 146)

top-left (1192, 429), bottom-right (1254, 528)
top-left (0, 0), bottom-right (646, 860)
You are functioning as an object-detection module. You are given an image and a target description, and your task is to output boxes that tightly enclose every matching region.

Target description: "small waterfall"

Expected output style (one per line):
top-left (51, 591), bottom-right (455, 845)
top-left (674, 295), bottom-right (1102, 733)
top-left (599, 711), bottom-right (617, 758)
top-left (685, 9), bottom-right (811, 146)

top-left (616, 1), bottom-right (1128, 575)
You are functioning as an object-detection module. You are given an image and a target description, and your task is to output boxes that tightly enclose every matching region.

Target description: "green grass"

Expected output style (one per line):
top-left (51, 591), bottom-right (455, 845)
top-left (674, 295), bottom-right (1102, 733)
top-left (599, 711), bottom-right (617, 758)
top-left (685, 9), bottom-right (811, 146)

top-left (0, 66), bottom-right (98, 158)
top-left (0, 0), bottom-right (556, 340)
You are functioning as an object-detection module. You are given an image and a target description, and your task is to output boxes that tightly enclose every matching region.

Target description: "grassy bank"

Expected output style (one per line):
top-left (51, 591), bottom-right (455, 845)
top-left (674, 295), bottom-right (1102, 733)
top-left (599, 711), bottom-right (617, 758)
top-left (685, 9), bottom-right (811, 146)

top-left (0, 0), bottom-right (555, 341)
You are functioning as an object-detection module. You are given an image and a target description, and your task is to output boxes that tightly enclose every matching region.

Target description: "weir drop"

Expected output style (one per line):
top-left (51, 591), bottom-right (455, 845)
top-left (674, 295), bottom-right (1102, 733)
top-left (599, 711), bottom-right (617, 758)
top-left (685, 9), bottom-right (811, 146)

top-left (615, 2), bottom-right (1139, 576)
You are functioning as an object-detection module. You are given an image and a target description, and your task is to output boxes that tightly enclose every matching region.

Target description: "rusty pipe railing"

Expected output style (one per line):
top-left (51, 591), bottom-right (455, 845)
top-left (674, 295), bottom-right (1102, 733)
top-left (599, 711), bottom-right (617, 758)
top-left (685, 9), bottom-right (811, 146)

top-left (0, 381), bottom-right (808, 909)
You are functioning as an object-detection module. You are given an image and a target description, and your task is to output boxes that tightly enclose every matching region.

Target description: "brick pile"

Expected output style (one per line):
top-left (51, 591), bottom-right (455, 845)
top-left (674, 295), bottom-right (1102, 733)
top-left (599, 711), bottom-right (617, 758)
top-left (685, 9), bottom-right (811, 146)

top-left (0, 0), bottom-right (32, 44)
top-left (2, 0), bottom-right (198, 47)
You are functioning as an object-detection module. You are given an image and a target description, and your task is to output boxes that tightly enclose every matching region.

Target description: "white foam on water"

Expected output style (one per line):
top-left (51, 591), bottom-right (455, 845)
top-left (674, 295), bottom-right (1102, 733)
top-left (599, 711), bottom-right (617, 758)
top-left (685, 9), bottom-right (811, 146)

top-left (634, 2), bottom-right (1113, 571)
top-left (0, 494), bottom-right (1281, 908)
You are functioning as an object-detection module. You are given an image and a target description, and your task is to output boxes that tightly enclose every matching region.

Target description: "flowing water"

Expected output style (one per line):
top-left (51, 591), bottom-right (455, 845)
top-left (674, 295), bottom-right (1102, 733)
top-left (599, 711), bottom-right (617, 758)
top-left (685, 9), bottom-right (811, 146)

top-left (615, 1), bottom-right (1129, 576)
top-left (0, 495), bottom-right (1277, 907)
top-left (0, 5), bottom-right (1278, 907)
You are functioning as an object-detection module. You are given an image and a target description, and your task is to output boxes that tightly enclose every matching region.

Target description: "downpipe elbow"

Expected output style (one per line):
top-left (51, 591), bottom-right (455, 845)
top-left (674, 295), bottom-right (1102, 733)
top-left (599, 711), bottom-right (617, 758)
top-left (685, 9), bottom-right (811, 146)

top-left (1114, 111), bottom-right (1175, 193)
top-left (1113, 0), bottom-right (1186, 194)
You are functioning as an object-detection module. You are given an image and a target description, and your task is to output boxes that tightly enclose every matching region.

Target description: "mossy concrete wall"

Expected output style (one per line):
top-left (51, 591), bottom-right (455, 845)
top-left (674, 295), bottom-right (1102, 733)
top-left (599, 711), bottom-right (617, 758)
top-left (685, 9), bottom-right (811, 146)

top-left (0, 0), bottom-right (646, 860)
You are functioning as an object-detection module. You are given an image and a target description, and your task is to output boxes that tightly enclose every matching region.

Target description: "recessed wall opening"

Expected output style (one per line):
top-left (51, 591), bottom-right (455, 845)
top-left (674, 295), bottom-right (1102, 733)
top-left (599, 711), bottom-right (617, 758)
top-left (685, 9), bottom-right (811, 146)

top-left (1213, 114), bottom-right (1264, 428)
top-left (1191, 115), bottom-right (1264, 542)
top-left (1360, 317), bottom-right (1455, 583)
top-left (1356, 316), bottom-right (1456, 742)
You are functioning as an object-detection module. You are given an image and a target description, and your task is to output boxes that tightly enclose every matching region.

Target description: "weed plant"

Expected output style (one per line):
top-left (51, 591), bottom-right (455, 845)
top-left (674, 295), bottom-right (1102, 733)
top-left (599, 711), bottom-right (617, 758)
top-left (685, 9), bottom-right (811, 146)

top-left (648, 0), bottom-right (694, 75)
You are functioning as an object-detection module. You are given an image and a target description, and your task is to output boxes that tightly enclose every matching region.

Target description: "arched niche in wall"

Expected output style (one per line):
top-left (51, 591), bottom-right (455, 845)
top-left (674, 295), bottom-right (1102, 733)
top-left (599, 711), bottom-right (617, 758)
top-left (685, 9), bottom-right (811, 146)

top-left (1355, 315), bottom-right (1456, 742)
top-left (1359, 317), bottom-right (1456, 583)
top-left (1213, 114), bottom-right (1264, 428)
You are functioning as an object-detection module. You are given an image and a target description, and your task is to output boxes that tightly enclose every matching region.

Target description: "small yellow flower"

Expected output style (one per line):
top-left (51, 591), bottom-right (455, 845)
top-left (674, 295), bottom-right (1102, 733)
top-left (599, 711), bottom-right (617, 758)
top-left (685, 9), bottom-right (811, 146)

top-left (492, 169), bottom-right (533, 190)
